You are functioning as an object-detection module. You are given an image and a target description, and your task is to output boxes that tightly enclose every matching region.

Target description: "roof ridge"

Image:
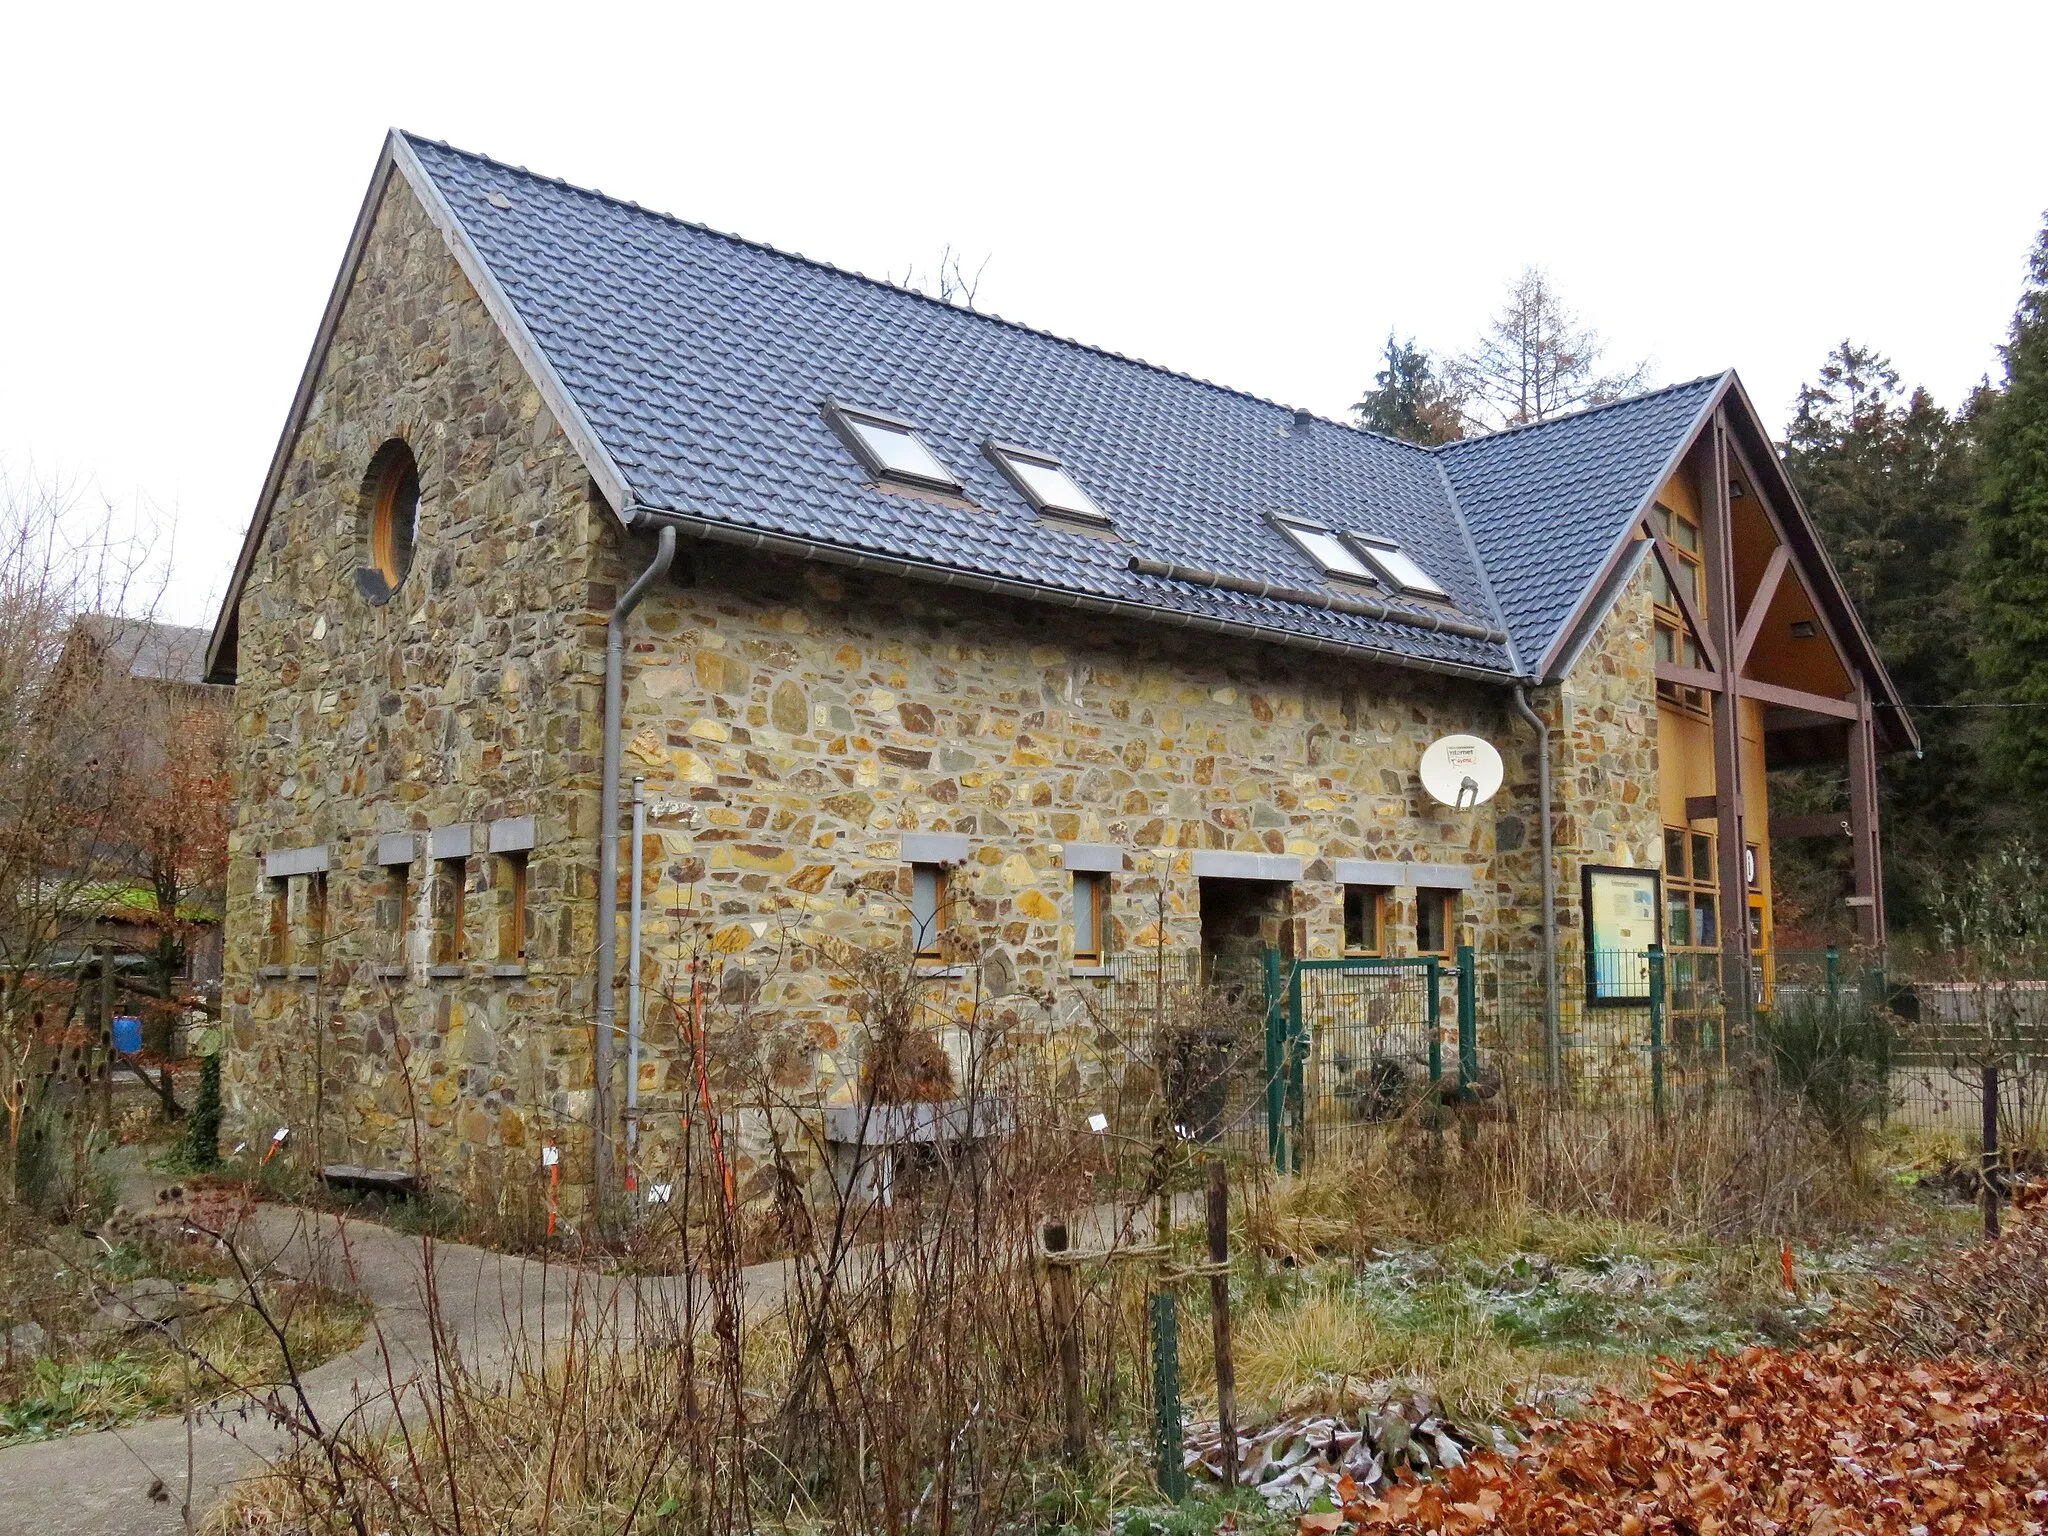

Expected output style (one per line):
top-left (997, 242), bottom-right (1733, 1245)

top-left (402, 132), bottom-right (1379, 436)
top-left (1431, 372), bottom-right (1730, 453)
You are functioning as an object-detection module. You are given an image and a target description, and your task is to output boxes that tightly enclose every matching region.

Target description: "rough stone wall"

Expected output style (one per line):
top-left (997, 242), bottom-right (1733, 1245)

top-left (593, 533), bottom-right (1522, 1182)
top-left (220, 173), bottom-right (608, 1194)
top-left (221, 170), bottom-right (1679, 1205)
top-left (1489, 553), bottom-right (1663, 1069)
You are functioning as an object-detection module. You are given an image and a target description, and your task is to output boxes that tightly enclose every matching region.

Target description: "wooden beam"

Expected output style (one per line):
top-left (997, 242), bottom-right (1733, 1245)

top-left (1638, 523), bottom-right (1721, 673)
top-left (1847, 689), bottom-right (1885, 944)
top-left (1656, 661), bottom-right (1723, 692)
top-left (1734, 543), bottom-right (1791, 670)
top-left (1685, 795), bottom-right (1719, 822)
top-left (1769, 813), bottom-right (1851, 839)
top-left (1699, 415), bottom-right (1751, 990)
top-left (1737, 678), bottom-right (1859, 720)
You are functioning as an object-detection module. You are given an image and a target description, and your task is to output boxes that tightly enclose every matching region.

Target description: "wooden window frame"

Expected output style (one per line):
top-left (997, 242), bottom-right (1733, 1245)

top-left (265, 875), bottom-right (291, 968)
top-left (384, 861), bottom-right (411, 961)
top-left (360, 439), bottom-right (421, 601)
top-left (1071, 870), bottom-right (1107, 963)
top-left (433, 856), bottom-right (467, 966)
top-left (1415, 888), bottom-right (1455, 958)
top-left (496, 851), bottom-right (529, 964)
top-left (911, 863), bottom-right (949, 958)
top-left (1341, 885), bottom-right (1385, 956)
top-left (304, 872), bottom-right (327, 964)
top-left (1661, 823), bottom-right (1721, 952)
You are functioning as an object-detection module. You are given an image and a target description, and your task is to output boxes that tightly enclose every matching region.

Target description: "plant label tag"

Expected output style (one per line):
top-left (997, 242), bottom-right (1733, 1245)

top-left (1087, 1112), bottom-right (1109, 1134)
top-left (271, 1127), bottom-right (290, 1144)
top-left (647, 1183), bottom-right (673, 1204)
top-left (541, 1145), bottom-right (560, 1167)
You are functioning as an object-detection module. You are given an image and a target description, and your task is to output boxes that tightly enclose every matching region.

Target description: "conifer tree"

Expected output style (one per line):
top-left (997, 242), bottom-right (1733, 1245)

top-left (1352, 332), bottom-right (1465, 444)
top-left (1782, 342), bottom-right (1982, 927)
top-left (1976, 216), bottom-right (2048, 824)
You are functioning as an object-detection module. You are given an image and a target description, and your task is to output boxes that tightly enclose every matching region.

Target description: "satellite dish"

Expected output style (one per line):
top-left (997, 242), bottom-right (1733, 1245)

top-left (1419, 734), bottom-right (1504, 809)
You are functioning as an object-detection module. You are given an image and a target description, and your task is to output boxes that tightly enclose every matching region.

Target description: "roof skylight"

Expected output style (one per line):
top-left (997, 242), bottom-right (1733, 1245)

top-left (828, 405), bottom-right (959, 489)
top-left (1274, 516), bottom-right (1375, 583)
top-left (1354, 538), bottom-right (1449, 599)
top-left (988, 445), bottom-right (1110, 525)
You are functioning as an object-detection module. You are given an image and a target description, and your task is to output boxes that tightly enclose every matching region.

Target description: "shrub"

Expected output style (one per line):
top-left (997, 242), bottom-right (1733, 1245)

top-left (1756, 984), bottom-right (1895, 1161)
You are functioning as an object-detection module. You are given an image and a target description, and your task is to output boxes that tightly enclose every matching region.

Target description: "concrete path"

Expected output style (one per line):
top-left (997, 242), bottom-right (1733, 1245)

top-left (0, 1191), bottom-right (1188, 1535)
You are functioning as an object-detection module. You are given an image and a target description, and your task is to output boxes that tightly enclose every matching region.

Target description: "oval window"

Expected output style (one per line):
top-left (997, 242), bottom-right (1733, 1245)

top-left (358, 440), bottom-right (420, 601)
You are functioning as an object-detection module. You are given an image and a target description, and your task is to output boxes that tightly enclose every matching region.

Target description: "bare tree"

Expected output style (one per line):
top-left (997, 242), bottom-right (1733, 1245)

top-left (1450, 266), bottom-right (1652, 431)
top-left (889, 243), bottom-right (991, 310)
top-left (0, 473), bottom-right (164, 1205)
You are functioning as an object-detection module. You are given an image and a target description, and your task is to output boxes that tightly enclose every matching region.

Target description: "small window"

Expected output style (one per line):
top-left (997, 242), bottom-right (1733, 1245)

top-left (1274, 516), bottom-right (1375, 582)
top-left (830, 406), bottom-right (958, 489)
top-left (359, 439), bottom-right (421, 600)
top-left (305, 873), bottom-right (327, 963)
top-left (988, 444), bottom-right (1110, 525)
top-left (433, 856), bottom-right (467, 965)
top-left (1353, 538), bottom-right (1447, 599)
top-left (496, 852), bottom-right (529, 963)
top-left (1072, 871), bottom-right (1108, 962)
top-left (1692, 893), bottom-right (1718, 948)
top-left (911, 863), bottom-right (949, 957)
top-left (1342, 886), bottom-right (1384, 955)
top-left (265, 876), bottom-right (291, 967)
top-left (1416, 889), bottom-right (1454, 956)
top-left (382, 861), bottom-right (410, 957)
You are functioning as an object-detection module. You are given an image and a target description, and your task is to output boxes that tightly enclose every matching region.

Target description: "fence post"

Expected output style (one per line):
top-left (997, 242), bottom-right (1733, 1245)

top-left (1043, 1220), bottom-right (1086, 1462)
top-left (1205, 1159), bottom-right (1237, 1488)
top-left (1263, 946), bottom-right (1284, 1171)
top-left (1648, 943), bottom-right (1666, 1127)
top-left (1286, 959), bottom-right (1307, 1174)
top-left (1426, 955), bottom-right (1443, 1087)
top-left (1150, 1289), bottom-right (1186, 1501)
top-left (1983, 1063), bottom-right (2002, 1241)
top-left (1456, 943), bottom-right (1478, 1095)
top-left (1824, 946), bottom-right (1840, 1007)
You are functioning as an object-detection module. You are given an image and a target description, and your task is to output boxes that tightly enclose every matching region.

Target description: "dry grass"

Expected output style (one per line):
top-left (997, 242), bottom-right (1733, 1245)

top-left (1, 1279), bottom-right (368, 1446)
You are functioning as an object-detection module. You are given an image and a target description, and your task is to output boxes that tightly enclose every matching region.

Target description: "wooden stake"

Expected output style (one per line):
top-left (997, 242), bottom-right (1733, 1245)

top-left (1044, 1219), bottom-right (1085, 1462)
top-left (1205, 1158), bottom-right (1237, 1488)
top-left (1983, 1064), bottom-right (2002, 1241)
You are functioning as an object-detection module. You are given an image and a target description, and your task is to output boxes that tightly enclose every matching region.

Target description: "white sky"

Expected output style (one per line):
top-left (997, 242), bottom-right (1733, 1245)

top-left (5, 1), bottom-right (2043, 630)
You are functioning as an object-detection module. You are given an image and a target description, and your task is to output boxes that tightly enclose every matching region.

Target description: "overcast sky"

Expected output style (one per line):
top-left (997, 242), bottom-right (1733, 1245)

top-left (5, 1), bottom-right (2043, 629)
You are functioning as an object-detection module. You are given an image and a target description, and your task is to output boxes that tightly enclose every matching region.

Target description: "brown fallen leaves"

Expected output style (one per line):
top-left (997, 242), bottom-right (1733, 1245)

top-left (1316, 1347), bottom-right (2048, 1535)
top-left (1841, 1182), bottom-right (2048, 1374)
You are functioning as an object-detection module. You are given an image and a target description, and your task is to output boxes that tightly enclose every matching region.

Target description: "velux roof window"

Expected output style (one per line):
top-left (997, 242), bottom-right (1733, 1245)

top-left (1274, 516), bottom-right (1375, 582)
top-left (1353, 537), bottom-right (1449, 599)
top-left (827, 404), bottom-right (959, 490)
top-left (1272, 515), bottom-right (1449, 599)
top-left (987, 443), bottom-right (1110, 526)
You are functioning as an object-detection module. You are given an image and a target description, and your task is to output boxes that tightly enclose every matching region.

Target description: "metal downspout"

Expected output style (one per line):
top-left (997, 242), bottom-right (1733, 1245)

top-left (595, 520), bottom-right (676, 1229)
top-left (626, 775), bottom-right (646, 1185)
top-left (1512, 685), bottom-right (1560, 1092)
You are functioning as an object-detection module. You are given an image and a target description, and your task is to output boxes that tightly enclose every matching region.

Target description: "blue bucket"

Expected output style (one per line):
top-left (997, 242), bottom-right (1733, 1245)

top-left (111, 1015), bottom-right (144, 1055)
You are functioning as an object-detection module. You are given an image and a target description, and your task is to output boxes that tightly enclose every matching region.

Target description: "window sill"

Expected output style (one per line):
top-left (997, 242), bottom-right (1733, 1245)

top-left (258, 965), bottom-right (288, 980)
top-left (290, 967), bottom-right (322, 981)
top-left (488, 964), bottom-right (528, 979)
top-left (1069, 964), bottom-right (1116, 978)
top-left (427, 963), bottom-right (465, 979)
top-left (914, 963), bottom-right (968, 980)
top-left (373, 965), bottom-right (407, 980)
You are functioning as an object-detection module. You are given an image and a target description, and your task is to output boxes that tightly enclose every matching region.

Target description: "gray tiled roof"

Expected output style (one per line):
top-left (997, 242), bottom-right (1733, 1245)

top-left (404, 135), bottom-right (1720, 682)
top-left (1439, 377), bottom-right (1724, 671)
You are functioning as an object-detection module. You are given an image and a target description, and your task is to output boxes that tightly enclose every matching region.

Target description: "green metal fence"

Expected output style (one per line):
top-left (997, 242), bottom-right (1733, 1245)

top-left (1070, 944), bottom-right (2048, 1172)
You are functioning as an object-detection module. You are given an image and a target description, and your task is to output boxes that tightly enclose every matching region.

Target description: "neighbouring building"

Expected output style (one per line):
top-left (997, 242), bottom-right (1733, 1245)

top-left (204, 131), bottom-right (1913, 1209)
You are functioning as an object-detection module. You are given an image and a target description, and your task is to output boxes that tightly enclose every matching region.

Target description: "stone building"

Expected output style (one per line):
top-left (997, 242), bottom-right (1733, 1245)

top-left (204, 132), bottom-right (1912, 1209)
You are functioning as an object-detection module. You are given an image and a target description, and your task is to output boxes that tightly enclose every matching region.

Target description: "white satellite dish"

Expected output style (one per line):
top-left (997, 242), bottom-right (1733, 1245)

top-left (1419, 734), bottom-right (1504, 809)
